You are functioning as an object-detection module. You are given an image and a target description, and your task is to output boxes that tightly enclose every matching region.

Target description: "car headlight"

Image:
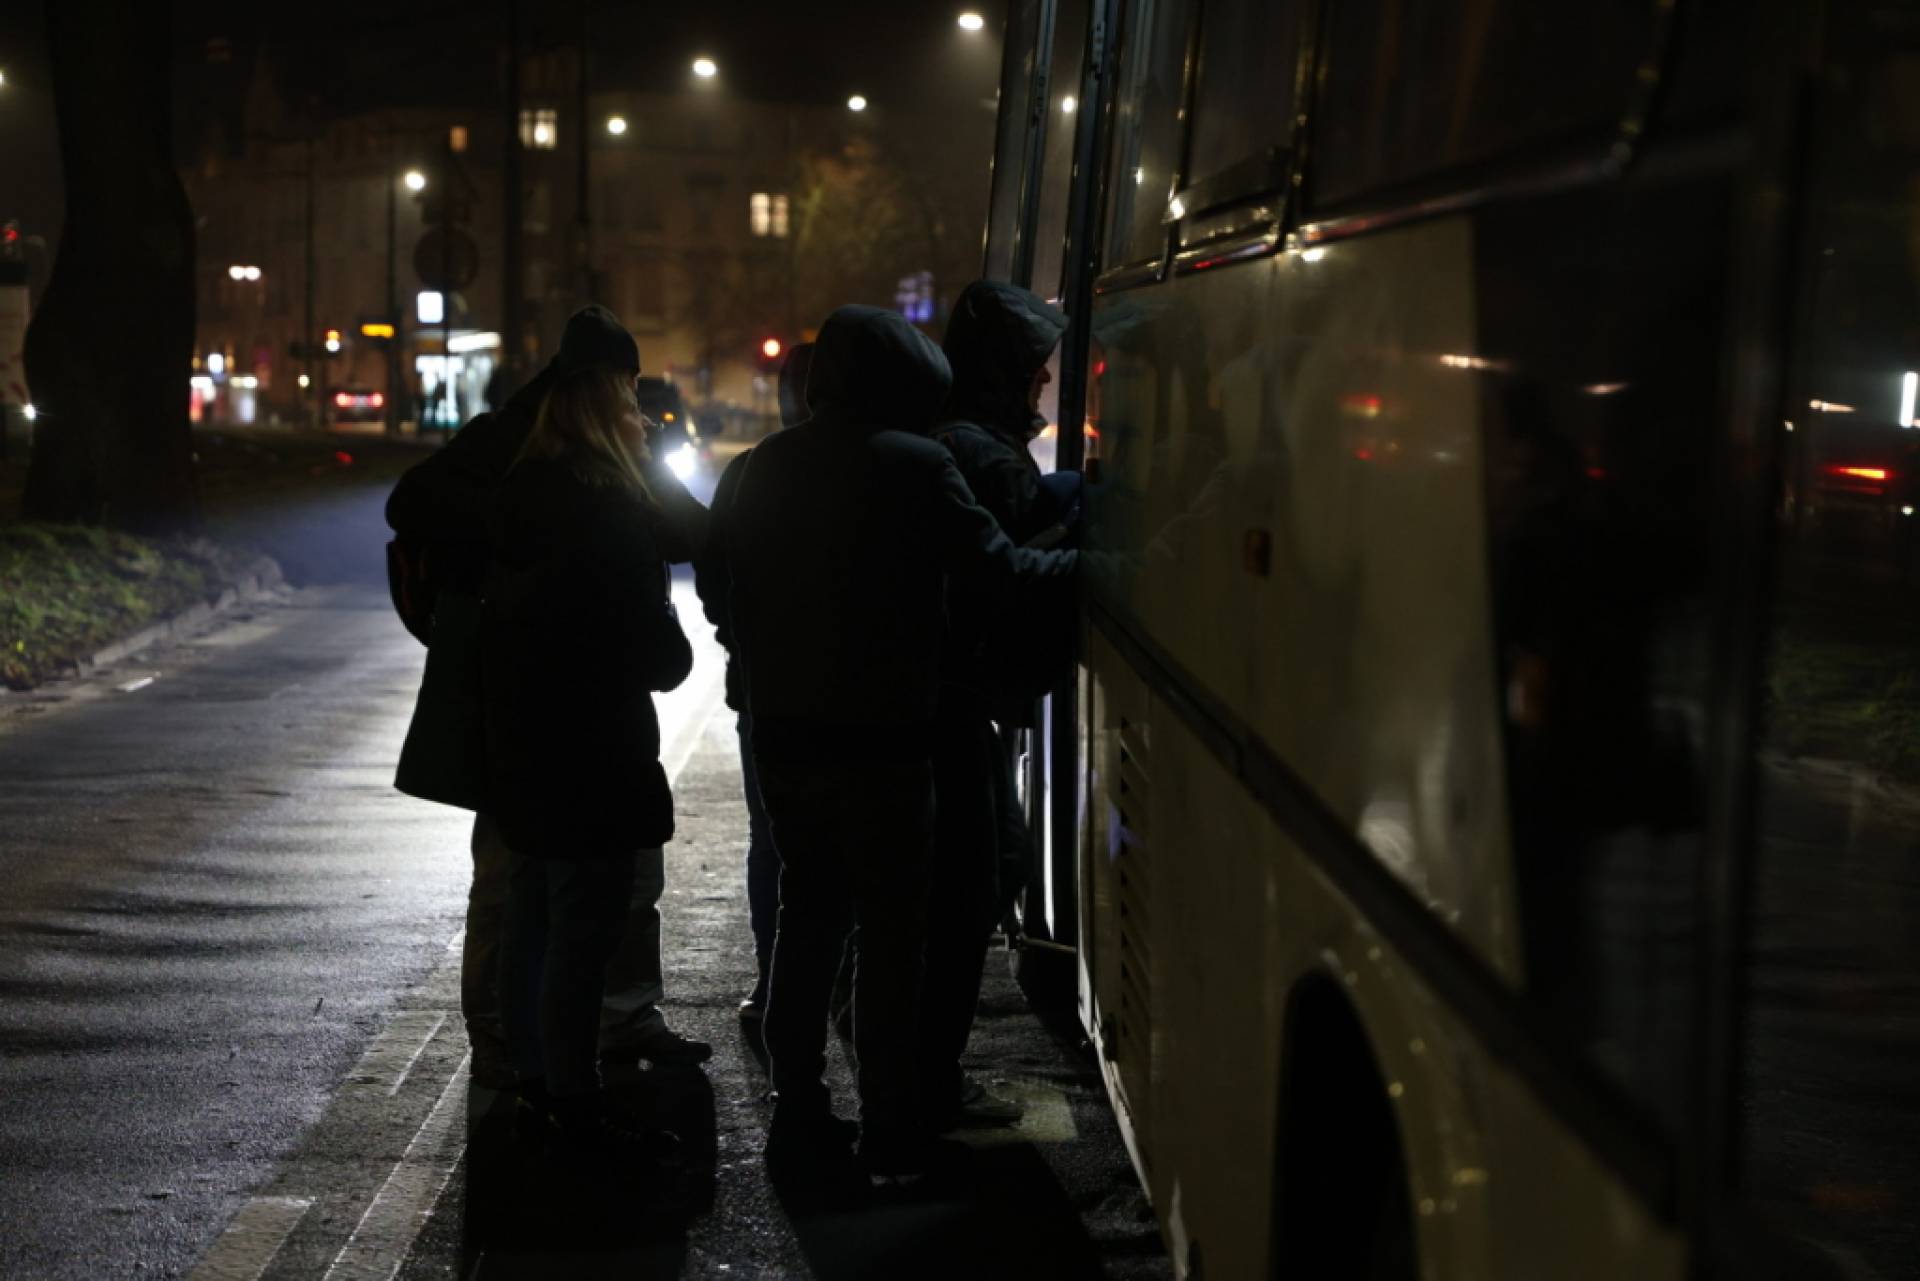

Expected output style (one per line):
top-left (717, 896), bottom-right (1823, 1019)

top-left (665, 443), bottom-right (697, 479)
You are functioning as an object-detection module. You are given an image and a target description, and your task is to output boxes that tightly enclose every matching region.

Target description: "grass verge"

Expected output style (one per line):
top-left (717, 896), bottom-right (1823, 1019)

top-left (0, 524), bottom-right (255, 689)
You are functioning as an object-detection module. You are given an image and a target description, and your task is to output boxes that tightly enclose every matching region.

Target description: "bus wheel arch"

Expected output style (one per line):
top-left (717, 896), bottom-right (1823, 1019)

top-left (1270, 970), bottom-right (1420, 1280)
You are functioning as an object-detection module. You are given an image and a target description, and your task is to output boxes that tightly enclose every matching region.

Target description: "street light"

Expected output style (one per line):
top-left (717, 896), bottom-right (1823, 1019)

top-left (957, 12), bottom-right (985, 31)
top-left (1061, 95), bottom-right (1077, 114)
top-left (403, 169), bottom-right (427, 192)
top-left (606, 115), bottom-right (628, 136)
top-left (227, 264), bottom-right (262, 281)
top-left (847, 94), bottom-right (868, 112)
top-left (692, 57), bottom-right (718, 79)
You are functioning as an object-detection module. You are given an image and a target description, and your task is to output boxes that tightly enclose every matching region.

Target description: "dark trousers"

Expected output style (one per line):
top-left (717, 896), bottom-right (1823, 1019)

top-left (501, 850), bottom-right (638, 1098)
top-left (737, 713), bottom-right (780, 976)
top-left (757, 753), bottom-right (934, 1144)
top-left (918, 714), bottom-right (1003, 1114)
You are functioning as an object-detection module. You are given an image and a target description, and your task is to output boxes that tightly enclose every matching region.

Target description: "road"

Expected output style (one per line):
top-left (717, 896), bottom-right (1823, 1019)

top-left (0, 473), bottom-right (1167, 1280)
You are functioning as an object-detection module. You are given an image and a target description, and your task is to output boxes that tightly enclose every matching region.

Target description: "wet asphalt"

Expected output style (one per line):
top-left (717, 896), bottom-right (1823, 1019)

top-left (0, 472), bottom-right (1169, 1280)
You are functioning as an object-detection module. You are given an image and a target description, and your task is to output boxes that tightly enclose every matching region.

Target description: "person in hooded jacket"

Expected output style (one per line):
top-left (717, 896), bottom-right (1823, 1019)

top-left (715, 305), bottom-right (1077, 1185)
top-left (386, 306), bottom-right (712, 1087)
top-left (693, 341), bottom-right (815, 1026)
top-left (483, 362), bottom-right (690, 1164)
top-left (917, 280), bottom-right (1076, 1131)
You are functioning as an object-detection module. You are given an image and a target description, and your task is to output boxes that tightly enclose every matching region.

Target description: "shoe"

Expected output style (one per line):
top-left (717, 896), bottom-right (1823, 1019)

top-left (738, 985), bottom-right (767, 1023)
top-left (605, 1022), bottom-right (713, 1067)
top-left (542, 1092), bottom-right (686, 1170)
top-left (859, 1132), bottom-right (931, 1190)
top-left (947, 1075), bottom-right (1025, 1129)
top-left (766, 1105), bottom-right (859, 1168)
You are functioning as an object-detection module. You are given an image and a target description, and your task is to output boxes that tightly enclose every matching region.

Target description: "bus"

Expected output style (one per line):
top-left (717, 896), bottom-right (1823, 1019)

top-left (983, 1), bottom-right (1920, 1277)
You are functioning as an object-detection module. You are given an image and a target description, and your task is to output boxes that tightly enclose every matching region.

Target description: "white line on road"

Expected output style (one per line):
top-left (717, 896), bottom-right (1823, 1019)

top-left (184, 1195), bottom-right (313, 1281)
top-left (342, 1011), bottom-right (447, 1097)
top-left (115, 676), bottom-right (157, 694)
top-left (322, 1054), bottom-right (472, 1281)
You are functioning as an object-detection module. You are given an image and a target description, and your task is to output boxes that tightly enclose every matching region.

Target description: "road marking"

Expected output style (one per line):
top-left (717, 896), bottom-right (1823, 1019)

top-left (184, 1196), bottom-right (312, 1281)
top-left (323, 1054), bottom-right (472, 1281)
top-left (343, 1011), bottom-right (447, 1097)
top-left (116, 676), bottom-right (157, 694)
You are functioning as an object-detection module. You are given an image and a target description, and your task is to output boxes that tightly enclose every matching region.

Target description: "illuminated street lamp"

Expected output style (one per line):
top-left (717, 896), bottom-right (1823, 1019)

top-left (692, 57), bottom-right (718, 79)
top-left (1061, 95), bottom-right (1077, 114)
top-left (227, 264), bottom-right (262, 281)
top-left (403, 169), bottom-right (427, 192)
top-left (957, 12), bottom-right (985, 31)
top-left (606, 115), bottom-right (628, 136)
top-left (847, 94), bottom-right (868, 112)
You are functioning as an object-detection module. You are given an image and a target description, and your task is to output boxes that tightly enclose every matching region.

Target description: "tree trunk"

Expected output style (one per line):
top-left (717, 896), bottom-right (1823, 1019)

top-left (21, 0), bottom-right (198, 534)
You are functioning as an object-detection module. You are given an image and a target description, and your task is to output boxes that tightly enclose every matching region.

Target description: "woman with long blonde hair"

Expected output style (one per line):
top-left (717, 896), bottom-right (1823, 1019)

top-left (482, 362), bottom-right (694, 1169)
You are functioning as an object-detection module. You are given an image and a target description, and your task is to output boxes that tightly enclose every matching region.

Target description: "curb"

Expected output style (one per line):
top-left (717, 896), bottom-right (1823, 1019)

top-left (71, 555), bottom-right (287, 675)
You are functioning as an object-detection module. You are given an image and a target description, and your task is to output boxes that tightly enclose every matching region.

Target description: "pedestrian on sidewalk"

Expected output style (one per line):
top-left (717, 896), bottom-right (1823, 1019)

top-left (480, 363), bottom-right (691, 1159)
top-left (693, 341), bottom-right (816, 1026)
top-left (920, 280), bottom-right (1078, 1132)
top-left (386, 305), bottom-right (711, 1089)
top-left (714, 305), bottom-right (1078, 1186)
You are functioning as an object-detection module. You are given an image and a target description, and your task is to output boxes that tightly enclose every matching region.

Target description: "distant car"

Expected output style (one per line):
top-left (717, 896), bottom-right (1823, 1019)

top-left (635, 376), bottom-right (710, 478)
top-left (329, 388), bottom-right (387, 429)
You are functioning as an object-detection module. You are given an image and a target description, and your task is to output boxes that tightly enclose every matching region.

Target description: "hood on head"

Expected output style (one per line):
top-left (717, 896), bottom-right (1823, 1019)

top-left (942, 280), bottom-right (1067, 436)
top-left (805, 306), bottom-right (952, 434)
top-left (777, 342), bottom-right (816, 427)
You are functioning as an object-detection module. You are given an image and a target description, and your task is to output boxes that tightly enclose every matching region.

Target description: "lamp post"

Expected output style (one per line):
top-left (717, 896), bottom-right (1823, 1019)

top-left (387, 167), bottom-right (427, 436)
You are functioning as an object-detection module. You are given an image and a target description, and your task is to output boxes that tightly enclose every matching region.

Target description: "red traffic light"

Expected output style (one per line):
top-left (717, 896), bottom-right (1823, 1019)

top-left (760, 337), bottom-right (783, 361)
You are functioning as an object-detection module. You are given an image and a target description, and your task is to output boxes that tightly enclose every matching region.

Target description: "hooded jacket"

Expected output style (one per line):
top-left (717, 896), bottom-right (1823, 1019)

top-left (694, 342), bottom-right (815, 714)
top-left (936, 281), bottom-right (1069, 545)
top-left (714, 306), bottom-right (1076, 757)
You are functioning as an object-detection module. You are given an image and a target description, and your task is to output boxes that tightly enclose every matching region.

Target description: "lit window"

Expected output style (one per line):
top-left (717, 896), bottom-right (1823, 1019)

top-left (519, 108), bottom-right (558, 151)
top-left (750, 192), bottom-right (771, 237)
top-left (449, 125), bottom-right (469, 153)
top-left (771, 194), bottom-right (790, 238)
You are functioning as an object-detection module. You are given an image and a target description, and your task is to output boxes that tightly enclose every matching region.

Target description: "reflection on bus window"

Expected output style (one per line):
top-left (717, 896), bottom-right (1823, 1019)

top-left (1743, 12), bottom-right (1920, 1276)
top-left (1031, 0), bottom-right (1092, 300)
top-left (1103, 0), bottom-right (1195, 269)
top-left (1185, 0), bottom-right (1305, 187)
top-left (1311, 1), bottom-right (1653, 208)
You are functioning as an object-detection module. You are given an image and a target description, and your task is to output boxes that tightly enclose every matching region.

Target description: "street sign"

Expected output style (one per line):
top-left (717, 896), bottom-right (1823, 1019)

top-left (414, 228), bottom-right (480, 293)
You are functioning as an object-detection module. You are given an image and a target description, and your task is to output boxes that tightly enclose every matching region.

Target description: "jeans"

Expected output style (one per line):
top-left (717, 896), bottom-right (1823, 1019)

top-left (756, 752), bottom-right (934, 1145)
top-left (463, 814), bottom-right (513, 1062)
top-left (598, 845), bottom-right (668, 1050)
top-left (918, 714), bottom-right (1004, 1113)
top-left (501, 849), bottom-right (638, 1097)
top-left (738, 713), bottom-right (780, 978)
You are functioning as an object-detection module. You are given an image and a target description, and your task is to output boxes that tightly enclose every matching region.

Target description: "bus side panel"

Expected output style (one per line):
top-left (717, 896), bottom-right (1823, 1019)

top-left (1084, 633), bottom-right (1688, 1278)
top-left (1087, 220), bottom-right (1521, 981)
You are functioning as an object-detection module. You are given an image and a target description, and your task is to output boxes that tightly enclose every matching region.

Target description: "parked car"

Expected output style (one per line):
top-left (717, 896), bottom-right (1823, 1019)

top-left (329, 388), bottom-right (387, 430)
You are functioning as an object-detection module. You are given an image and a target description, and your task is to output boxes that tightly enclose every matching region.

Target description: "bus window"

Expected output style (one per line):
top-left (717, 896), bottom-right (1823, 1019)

top-left (1101, 0), bottom-right (1196, 271)
top-left (1741, 13), bottom-right (1920, 1276)
top-left (1030, 0), bottom-right (1093, 301)
top-left (1184, 0), bottom-right (1306, 189)
top-left (1310, 1), bottom-right (1655, 209)
top-left (983, 0), bottom-right (1052, 284)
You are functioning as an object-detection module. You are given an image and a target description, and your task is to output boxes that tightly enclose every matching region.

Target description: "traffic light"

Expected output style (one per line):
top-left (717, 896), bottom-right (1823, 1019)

top-left (324, 328), bottom-right (343, 354)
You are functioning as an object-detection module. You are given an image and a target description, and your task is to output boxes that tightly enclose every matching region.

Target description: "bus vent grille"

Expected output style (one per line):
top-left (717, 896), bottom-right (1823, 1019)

top-left (1114, 715), bottom-right (1153, 1135)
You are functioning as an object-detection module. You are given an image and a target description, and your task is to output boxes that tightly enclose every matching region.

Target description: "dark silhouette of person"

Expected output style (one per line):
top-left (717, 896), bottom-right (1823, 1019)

top-left (921, 280), bottom-right (1074, 1130)
top-left (693, 341), bottom-right (816, 1024)
top-left (713, 306), bottom-right (1075, 1185)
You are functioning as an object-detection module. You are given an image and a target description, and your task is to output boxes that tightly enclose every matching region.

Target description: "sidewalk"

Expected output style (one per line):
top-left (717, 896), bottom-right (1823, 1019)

top-left (394, 707), bottom-right (1172, 1279)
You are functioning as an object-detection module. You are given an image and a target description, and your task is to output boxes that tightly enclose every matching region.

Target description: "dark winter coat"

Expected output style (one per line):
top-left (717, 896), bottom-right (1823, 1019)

top-left (386, 307), bottom-right (705, 811)
top-left (936, 282), bottom-right (1075, 712)
top-left (935, 281), bottom-right (1069, 545)
top-left (692, 343), bottom-right (816, 714)
top-left (480, 458), bottom-right (692, 856)
top-left (713, 305), bottom-right (1077, 760)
